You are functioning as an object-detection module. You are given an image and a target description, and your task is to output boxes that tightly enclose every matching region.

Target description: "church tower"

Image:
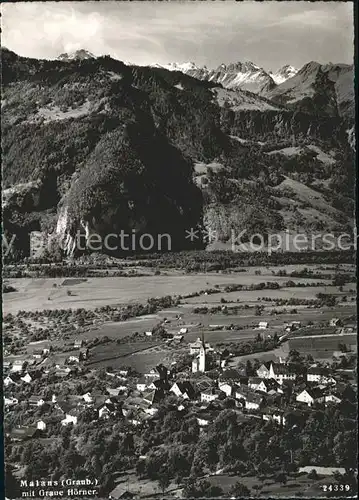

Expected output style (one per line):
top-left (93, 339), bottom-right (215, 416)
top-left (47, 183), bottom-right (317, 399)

top-left (198, 333), bottom-right (206, 372)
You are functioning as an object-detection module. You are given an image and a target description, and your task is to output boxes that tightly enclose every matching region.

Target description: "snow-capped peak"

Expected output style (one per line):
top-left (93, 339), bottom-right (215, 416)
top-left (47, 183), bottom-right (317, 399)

top-left (162, 62), bottom-right (200, 72)
top-left (57, 49), bottom-right (95, 62)
top-left (270, 65), bottom-right (298, 84)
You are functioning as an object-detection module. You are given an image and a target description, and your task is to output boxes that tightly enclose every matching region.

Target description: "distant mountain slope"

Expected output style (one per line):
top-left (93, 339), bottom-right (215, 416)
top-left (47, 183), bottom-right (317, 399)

top-left (1, 48), bottom-right (355, 259)
top-left (57, 49), bottom-right (95, 62)
top-left (264, 61), bottom-right (354, 118)
top-left (269, 65), bottom-right (298, 85)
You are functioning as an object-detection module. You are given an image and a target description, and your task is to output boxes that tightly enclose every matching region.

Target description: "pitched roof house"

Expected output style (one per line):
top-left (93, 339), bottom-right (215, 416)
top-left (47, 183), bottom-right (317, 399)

top-left (170, 381), bottom-right (195, 399)
top-left (296, 388), bottom-right (325, 407)
top-left (61, 407), bottom-right (82, 426)
top-left (218, 382), bottom-right (235, 397)
top-left (248, 377), bottom-right (282, 394)
top-left (200, 388), bottom-right (221, 403)
top-left (245, 392), bottom-right (264, 410)
top-left (256, 363), bottom-right (271, 379)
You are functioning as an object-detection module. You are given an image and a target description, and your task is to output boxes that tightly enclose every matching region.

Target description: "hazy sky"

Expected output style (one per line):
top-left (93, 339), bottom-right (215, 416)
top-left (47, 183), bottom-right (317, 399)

top-left (2, 1), bottom-right (354, 70)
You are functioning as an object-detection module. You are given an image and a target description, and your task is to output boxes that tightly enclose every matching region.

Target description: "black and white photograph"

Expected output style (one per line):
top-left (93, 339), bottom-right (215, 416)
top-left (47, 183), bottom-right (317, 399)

top-left (2, 1), bottom-right (357, 499)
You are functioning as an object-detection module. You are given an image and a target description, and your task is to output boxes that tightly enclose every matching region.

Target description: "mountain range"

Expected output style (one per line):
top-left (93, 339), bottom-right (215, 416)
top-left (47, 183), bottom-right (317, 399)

top-left (152, 61), bottom-right (298, 95)
top-left (2, 48), bottom-right (355, 259)
top-left (151, 59), bottom-right (354, 118)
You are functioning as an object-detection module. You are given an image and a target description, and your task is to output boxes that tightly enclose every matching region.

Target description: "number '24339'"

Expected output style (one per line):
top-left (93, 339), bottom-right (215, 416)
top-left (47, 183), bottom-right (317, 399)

top-left (322, 484), bottom-right (351, 492)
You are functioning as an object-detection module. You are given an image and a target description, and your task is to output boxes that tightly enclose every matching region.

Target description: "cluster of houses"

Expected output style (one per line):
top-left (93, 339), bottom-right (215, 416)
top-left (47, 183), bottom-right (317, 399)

top-left (5, 350), bottom-right (355, 444)
top-left (4, 339), bottom-right (90, 386)
top-left (4, 326), bottom-right (356, 448)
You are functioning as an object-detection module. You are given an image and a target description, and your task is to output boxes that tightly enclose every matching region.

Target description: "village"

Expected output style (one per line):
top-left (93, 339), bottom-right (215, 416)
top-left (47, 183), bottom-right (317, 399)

top-left (3, 311), bottom-right (357, 498)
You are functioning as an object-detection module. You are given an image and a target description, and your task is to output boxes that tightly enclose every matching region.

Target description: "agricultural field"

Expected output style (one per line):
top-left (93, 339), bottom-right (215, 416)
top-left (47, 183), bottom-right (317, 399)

top-left (3, 263), bottom-right (356, 371)
top-left (287, 334), bottom-right (357, 359)
top-left (3, 263), bottom-right (355, 314)
top-left (89, 342), bottom-right (177, 373)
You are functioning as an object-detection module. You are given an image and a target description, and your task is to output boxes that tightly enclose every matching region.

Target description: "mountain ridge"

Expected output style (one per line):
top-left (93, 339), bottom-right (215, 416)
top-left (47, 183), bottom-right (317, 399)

top-left (1, 48), bottom-right (355, 260)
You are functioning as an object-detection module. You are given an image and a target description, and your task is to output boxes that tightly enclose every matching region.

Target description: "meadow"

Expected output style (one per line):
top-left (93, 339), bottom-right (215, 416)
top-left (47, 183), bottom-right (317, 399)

top-left (4, 263), bottom-right (354, 314)
top-left (3, 263), bottom-right (356, 371)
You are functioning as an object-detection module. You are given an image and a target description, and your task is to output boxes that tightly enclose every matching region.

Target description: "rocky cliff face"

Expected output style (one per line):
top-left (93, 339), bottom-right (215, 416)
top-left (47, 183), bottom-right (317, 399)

top-left (220, 108), bottom-right (348, 145)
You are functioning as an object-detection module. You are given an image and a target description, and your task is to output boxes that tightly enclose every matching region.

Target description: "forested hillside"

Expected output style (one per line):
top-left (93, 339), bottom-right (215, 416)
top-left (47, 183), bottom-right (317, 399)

top-left (1, 48), bottom-right (355, 259)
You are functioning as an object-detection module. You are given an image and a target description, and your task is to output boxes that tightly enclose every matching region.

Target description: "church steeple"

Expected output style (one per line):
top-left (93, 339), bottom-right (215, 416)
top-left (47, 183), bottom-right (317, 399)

top-left (199, 332), bottom-right (206, 372)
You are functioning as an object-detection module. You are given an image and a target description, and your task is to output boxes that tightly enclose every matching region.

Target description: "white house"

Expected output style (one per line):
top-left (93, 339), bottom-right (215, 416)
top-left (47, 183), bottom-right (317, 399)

top-left (218, 382), bottom-right (234, 397)
top-left (196, 411), bottom-right (220, 427)
top-left (235, 386), bottom-right (250, 402)
top-left (307, 366), bottom-right (336, 385)
top-left (262, 409), bottom-right (287, 426)
top-left (144, 407), bottom-right (158, 416)
top-left (325, 394), bottom-right (342, 405)
top-left (4, 397), bottom-right (18, 407)
top-left (170, 382), bottom-right (195, 399)
top-left (4, 375), bottom-right (17, 388)
top-left (136, 379), bottom-right (148, 392)
top-left (98, 403), bottom-right (117, 419)
top-left (248, 377), bottom-right (265, 392)
top-left (179, 327), bottom-right (188, 334)
top-left (197, 415), bottom-right (212, 427)
top-left (21, 373), bottom-right (33, 384)
top-left (200, 388), bottom-right (220, 403)
top-left (37, 420), bottom-right (47, 431)
top-left (244, 393), bottom-right (263, 411)
top-left (296, 388), bottom-right (325, 407)
top-left (258, 322), bottom-right (268, 330)
top-left (61, 410), bottom-right (79, 426)
top-left (11, 360), bottom-right (26, 373)
top-left (256, 364), bottom-right (271, 379)
top-left (145, 331), bottom-right (153, 337)
top-left (118, 368), bottom-right (130, 377)
top-left (68, 355), bottom-right (80, 363)
top-left (82, 392), bottom-right (94, 403)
